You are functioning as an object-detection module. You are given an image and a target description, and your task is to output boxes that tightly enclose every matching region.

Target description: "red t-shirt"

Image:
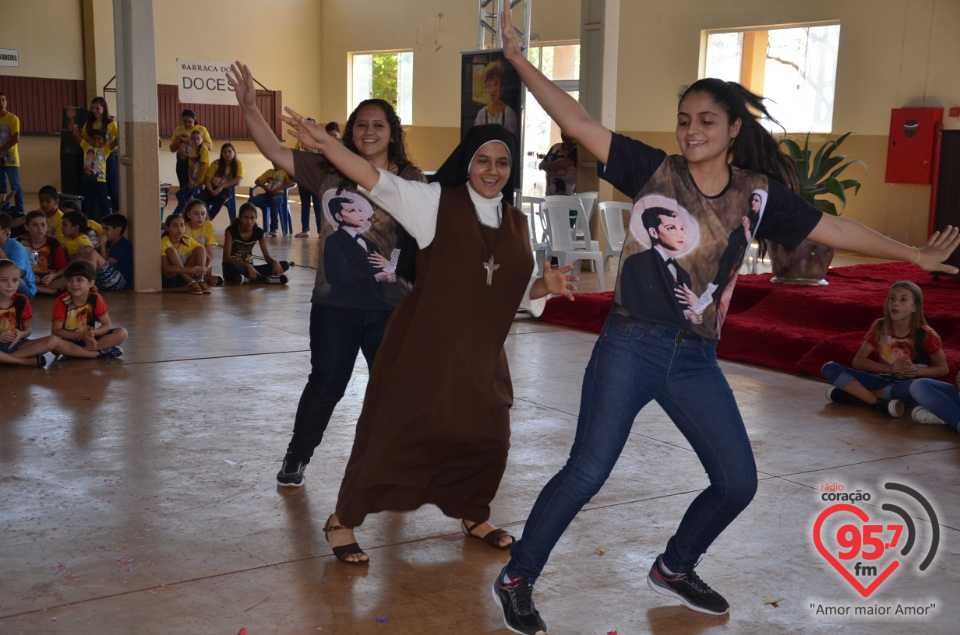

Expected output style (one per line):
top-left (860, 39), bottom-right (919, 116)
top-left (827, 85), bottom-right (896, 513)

top-left (0, 293), bottom-right (32, 333)
top-left (864, 318), bottom-right (941, 367)
top-left (52, 291), bottom-right (108, 331)
top-left (18, 235), bottom-right (68, 276)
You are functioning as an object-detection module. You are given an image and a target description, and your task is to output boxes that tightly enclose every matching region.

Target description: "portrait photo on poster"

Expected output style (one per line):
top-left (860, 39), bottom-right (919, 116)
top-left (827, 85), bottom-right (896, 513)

top-left (460, 50), bottom-right (522, 141)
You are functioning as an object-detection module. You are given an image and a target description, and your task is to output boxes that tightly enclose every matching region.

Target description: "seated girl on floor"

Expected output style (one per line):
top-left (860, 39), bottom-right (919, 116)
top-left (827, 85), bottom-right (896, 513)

top-left (221, 202), bottom-right (290, 285)
top-left (160, 213), bottom-right (210, 295)
top-left (183, 199), bottom-right (222, 287)
top-left (822, 280), bottom-right (948, 417)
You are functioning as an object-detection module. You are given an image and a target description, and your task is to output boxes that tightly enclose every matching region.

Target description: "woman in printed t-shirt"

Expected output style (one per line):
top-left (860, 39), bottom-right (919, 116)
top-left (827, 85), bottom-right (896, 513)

top-left (226, 62), bottom-right (427, 493)
top-left (488, 3), bottom-right (960, 633)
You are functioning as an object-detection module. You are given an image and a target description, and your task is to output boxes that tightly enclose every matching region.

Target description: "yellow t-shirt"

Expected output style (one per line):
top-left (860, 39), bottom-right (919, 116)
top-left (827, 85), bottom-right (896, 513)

top-left (257, 169), bottom-right (291, 192)
top-left (188, 145), bottom-right (210, 185)
top-left (184, 220), bottom-right (218, 248)
top-left (204, 159), bottom-right (245, 186)
top-left (172, 124), bottom-right (212, 159)
top-left (0, 111), bottom-right (20, 167)
top-left (61, 233), bottom-right (93, 258)
top-left (160, 235), bottom-right (202, 264)
top-left (79, 140), bottom-right (113, 183)
top-left (46, 210), bottom-right (64, 240)
top-left (81, 119), bottom-right (119, 147)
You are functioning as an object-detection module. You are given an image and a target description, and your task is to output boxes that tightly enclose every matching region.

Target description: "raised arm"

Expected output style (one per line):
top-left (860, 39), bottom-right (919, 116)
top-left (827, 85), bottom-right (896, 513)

top-left (500, 0), bottom-right (611, 163)
top-left (226, 62), bottom-right (295, 176)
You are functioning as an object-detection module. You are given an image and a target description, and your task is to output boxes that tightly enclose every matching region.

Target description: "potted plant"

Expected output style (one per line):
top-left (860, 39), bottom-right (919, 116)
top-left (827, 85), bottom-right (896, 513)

top-left (766, 132), bottom-right (866, 284)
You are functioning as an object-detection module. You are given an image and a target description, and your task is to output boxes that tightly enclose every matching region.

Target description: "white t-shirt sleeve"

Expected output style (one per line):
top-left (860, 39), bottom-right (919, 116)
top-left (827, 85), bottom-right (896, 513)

top-left (361, 168), bottom-right (441, 248)
top-left (520, 273), bottom-right (548, 317)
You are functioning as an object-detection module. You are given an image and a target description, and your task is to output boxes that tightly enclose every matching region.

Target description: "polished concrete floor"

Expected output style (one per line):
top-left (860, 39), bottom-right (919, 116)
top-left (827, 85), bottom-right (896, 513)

top-left (1, 206), bottom-right (958, 634)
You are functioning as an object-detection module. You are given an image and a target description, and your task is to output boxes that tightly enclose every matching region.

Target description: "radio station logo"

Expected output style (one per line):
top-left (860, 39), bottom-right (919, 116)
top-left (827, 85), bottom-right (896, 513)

top-left (812, 481), bottom-right (939, 602)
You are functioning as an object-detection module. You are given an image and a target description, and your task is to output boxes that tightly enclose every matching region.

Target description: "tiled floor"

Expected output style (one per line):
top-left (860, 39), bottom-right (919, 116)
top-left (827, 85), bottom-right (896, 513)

top-left (1, 204), bottom-right (957, 634)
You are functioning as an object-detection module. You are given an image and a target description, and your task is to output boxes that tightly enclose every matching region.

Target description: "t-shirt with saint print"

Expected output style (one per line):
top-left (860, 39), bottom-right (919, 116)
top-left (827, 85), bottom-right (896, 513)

top-left (599, 133), bottom-right (821, 340)
top-left (292, 151), bottom-right (425, 311)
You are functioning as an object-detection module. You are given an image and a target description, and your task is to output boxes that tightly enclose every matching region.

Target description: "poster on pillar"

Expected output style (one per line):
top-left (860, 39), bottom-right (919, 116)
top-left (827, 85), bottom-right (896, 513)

top-left (177, 59), bottom-right (236, 106)
top-left (461, 50), bottom-right (522, 142)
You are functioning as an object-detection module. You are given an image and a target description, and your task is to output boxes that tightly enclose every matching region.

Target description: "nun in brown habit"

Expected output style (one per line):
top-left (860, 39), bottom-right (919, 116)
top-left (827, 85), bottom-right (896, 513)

top-left (281, 118), bottom-right (577, 564)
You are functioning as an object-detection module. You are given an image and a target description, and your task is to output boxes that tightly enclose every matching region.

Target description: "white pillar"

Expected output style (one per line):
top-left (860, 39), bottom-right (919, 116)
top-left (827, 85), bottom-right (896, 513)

top-left (113, 0), bottom-right (161, 290)
top-left (578, 0), bottom-right (619, 200)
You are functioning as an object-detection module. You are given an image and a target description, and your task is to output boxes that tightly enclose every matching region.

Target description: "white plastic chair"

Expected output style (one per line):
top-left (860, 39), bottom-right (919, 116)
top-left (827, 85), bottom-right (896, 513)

top-left (519, 196), bottom-right (549, 274)
top-left (598, 201), bottom-right (630, 268)
top-left (542, 200), bottom-right (605, 291)
top-left (543, 195), bottom-right (600, 253)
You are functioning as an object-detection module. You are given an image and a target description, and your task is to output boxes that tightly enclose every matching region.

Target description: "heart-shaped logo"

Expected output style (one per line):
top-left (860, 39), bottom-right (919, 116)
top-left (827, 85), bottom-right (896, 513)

top-left (813, 504), bottom-right (900, 597)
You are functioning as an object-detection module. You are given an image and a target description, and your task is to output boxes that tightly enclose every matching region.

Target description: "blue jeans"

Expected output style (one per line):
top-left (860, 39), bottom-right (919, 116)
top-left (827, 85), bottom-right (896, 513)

top-left (173, 184), bottom-right (199, 216)
top-left (285, 303), bottom-right (393, 461)
top-left (908, 379), bottom-right (960, 430)
top-left (82, 178), bottom-right (111, 221)
top-left (250, 192), bottom-right (283, 232)
top-left (821, 362), bottom-right (915, 403)
top-left (0, 165), bottom-right (24, 213)
top-left (507, 318), bottom-right (758, 581)
top-left (300, 187), bottom-right (321, 232)
top-left (199, 187), bottom-right (234, 220)
top-left (106, 153), bottom-right (120, 211)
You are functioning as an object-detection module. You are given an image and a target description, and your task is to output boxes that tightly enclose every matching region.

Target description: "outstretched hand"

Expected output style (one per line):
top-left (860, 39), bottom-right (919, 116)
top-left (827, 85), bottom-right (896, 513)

top-left (542, 262), bottom-right (578, 301)
top-left (226, 62), bottom-right (257, 109)
top-left (280, 107), bottom-right (330, 151)
top-left (500, 0), bottom-right (522, 62)
top-left (916, 225), bottom-right (960, 274)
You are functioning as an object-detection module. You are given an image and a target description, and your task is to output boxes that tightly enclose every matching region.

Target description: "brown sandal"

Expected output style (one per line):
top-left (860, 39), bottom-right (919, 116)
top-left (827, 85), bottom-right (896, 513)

top-left (461, 519), bottom-right (515, 551)
top-left (323, 515), bottom-right (369, 565)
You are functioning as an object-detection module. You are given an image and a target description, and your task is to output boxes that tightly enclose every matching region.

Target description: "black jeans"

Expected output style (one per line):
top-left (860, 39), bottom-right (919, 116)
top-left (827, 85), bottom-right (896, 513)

top-left (222, 260), bottom-right (290, 283)
top-left (285, 303), bottom-right (393, 461)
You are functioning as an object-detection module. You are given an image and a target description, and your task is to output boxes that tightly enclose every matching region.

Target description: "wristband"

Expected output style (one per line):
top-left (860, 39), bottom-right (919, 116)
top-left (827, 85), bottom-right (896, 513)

top-left (912, 246), bottom-right (922, 264)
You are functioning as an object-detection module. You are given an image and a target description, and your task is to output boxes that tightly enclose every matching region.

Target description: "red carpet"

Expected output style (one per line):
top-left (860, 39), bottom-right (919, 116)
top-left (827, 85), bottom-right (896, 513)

top-left (541, 262), bottom-right (960, 379)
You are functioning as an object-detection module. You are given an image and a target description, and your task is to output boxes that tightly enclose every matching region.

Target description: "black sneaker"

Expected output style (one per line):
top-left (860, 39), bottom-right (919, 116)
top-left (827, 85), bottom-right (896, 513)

top-left (267, 274), bottom-right (288, 285)
top-left (276, 454), bottom-right (306, 487)
top-left (873, 398), bottom-right (904, 417)
top-left (647, 556), bottom-right (729, 615)
top-left (825, 386), bottom-right (862, 404)
top-left (492, 567), bottom-right (547, 635)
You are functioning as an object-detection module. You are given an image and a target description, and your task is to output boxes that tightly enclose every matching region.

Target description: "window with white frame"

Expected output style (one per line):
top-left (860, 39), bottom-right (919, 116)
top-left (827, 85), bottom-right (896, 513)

top-left (703, 24), bottom-right (840, 133)
top-left (351, 51), bottom-right (413, 124)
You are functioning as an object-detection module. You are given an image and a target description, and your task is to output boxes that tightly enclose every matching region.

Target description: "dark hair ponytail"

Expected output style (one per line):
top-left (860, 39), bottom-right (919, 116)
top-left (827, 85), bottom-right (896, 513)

top-left (679, 79), bottom-right (801, 193)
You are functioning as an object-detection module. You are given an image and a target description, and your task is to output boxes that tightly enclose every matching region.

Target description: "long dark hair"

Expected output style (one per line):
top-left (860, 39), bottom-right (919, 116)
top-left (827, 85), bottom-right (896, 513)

top-left (342, 99), bottom-right (416, 175)
top-left (82, 96), bottom-right (114, 140)
top-left (231, 202), bottom-right (260, 229)
top-left (678, 79), bottom-right (801, 193)
top-left (215, 143), bottom-right (239, 179)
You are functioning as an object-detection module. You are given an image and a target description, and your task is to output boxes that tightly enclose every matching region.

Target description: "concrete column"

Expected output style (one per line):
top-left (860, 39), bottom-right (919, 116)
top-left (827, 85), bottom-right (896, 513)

top-left (579, 0), bottom-right (620, 262)
top-left (114, 0), bottom-right (161, 290)
top-left (578, 0), bottom-right (619, 202)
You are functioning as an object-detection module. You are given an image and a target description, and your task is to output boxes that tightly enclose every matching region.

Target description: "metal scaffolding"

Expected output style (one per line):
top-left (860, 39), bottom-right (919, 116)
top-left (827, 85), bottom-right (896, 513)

top-left (478, 0), bottom-right (531, 50)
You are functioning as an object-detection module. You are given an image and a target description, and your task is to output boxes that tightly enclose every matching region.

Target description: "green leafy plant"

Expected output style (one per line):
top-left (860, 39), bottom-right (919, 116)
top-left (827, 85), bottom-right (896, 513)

top-left (779, 132), bottom-right (866, 216)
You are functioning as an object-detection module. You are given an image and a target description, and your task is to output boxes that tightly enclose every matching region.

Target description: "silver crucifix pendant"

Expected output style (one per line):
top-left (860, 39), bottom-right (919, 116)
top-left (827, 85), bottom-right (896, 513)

top-left (482, 255), bottom-right (500, 286)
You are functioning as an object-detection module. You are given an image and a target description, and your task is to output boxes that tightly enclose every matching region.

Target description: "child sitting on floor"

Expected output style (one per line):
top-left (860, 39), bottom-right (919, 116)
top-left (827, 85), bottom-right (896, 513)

top-left (59, 211), bottom-right (96, 262)
top-left (161, 213), bottom-right (210, 294)
top-left (183, 199), bottom-right (222, 287)
top-left (19, 210), bottom-right (67, 295)
top-left (50, 260), bottom-right (127, 360)
top-left (222, 202), bottom-right (290, 284)
top-left (822, 280), bottom-right (949, 416)
top-left (0, 259), bottom-right (60, 367)
top-left (74, 213), bottom-right (133, 292)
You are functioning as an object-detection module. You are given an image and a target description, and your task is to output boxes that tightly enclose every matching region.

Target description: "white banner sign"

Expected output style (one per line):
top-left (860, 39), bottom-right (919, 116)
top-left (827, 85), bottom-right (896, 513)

top-left (0, 48), bottom-right (20, 68)
top-left (177, 59), bottom-right (236, 106)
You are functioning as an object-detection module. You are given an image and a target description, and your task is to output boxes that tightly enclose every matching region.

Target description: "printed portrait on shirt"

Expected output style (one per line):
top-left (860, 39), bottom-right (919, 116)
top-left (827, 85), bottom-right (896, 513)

top-left (0, 305), bottom-right (18, 335)
top-left (618, 195), bottom-right (703, 328)
top-left (318, 189), bottom-right (405, 306)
